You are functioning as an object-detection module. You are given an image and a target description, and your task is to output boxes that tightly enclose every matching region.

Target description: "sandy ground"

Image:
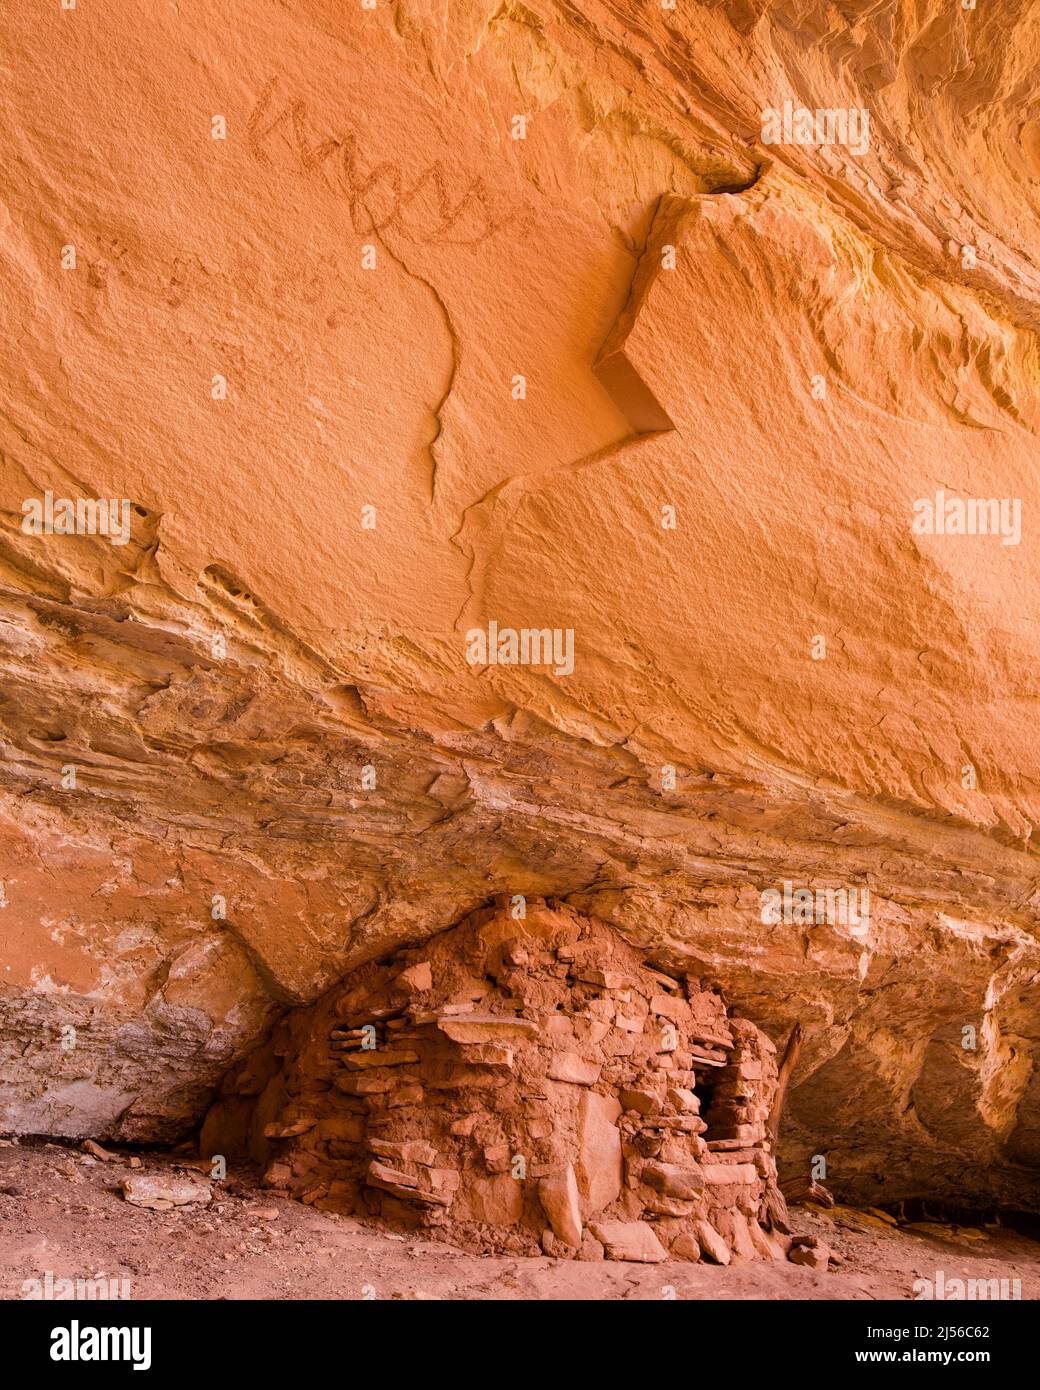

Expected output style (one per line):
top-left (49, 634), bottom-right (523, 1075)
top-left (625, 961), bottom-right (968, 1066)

top-left (1, 1138), bottom-right (1036, 1301)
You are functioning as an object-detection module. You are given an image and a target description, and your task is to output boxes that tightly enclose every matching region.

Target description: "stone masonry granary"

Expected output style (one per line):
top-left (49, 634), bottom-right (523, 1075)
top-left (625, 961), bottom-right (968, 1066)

top-left (202, 901), bottom-right (794, 1264)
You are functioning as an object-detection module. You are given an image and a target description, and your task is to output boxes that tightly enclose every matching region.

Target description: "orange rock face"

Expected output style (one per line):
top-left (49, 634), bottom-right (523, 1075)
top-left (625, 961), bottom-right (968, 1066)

top-left (0, 1), bottom-right (1038, 1215)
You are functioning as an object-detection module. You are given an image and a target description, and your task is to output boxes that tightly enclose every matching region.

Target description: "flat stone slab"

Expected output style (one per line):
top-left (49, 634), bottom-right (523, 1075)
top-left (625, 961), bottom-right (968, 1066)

top-left (120, 1174), bottom-right (212, 1211)
top-left (436, 1015), bottom-right (540, 1043)
top-left (589, 1220), bottom-right (668, 1263)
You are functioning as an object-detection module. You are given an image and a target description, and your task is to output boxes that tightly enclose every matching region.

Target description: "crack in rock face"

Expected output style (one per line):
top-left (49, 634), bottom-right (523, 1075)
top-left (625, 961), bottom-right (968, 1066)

top-left (1, 0), bottom-right (1039, 1250)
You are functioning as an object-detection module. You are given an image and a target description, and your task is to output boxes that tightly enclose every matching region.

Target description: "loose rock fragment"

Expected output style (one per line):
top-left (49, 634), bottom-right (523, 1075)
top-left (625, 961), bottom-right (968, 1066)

top-left (589, 1220), bottom-right (668, 1263)
top-left (120, 1175), bottom-right (212, 1211)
